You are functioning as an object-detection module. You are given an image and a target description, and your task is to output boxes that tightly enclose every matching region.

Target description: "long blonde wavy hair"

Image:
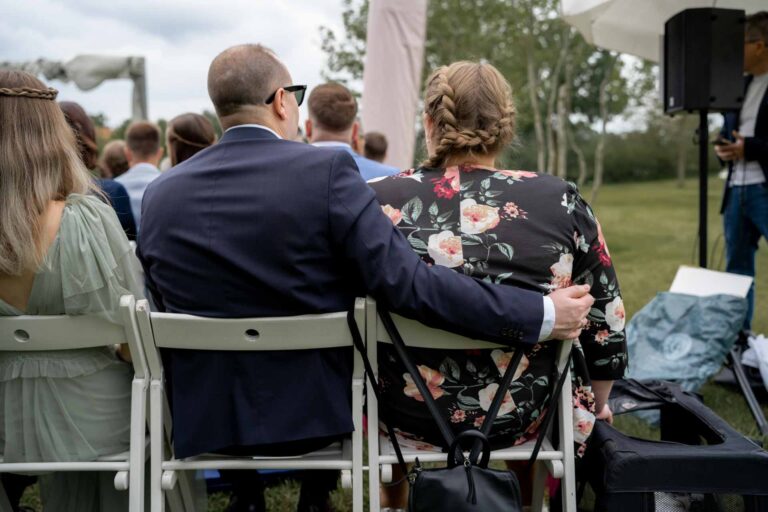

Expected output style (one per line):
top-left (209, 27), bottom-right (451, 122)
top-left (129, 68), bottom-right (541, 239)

top-left (422, 61), bottom-right (516, 168)
top-left (0, 70), bottom-right (94, 276)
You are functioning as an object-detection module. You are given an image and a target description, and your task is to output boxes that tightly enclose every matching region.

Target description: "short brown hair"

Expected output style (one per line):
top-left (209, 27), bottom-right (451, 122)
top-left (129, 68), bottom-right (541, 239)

top-left (125, 121), bottom-right (161, 159)
top-left (208, 44), bottom-right (289, 117)
top-left (364, 132), bottom-right (388, 162)
top-left (308, 83), bottom-right (357, 132)
top-left (100, 140), bottom-right (130, 178)
top-left (167, 113), bottom-right (217, 166)
top-left (746, 11), bottom-right (768, 44)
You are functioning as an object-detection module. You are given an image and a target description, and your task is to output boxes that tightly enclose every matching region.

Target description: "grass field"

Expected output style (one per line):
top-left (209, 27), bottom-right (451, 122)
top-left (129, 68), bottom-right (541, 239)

top-left (20, 177), bottom-right (768, 511)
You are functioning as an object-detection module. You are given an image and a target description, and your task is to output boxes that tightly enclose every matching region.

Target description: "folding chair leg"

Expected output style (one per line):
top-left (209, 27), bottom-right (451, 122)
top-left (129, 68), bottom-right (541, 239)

top-left (558, 377), bottom-right (576, 512)
top-left (352, 378), bottom-right (364, 512)
top-left (530, 461), bottom-right (547, 512)
top-left (129, 378), bottom-right (148, 512)
top-left (150, 381), bottom-right (165, 512)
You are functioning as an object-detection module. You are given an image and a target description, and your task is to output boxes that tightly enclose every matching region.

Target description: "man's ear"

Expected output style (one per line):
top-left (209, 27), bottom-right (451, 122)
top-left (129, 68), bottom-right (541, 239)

top-left (305, 118), bottom-right (313, 139)
top-left (272, 89), bottom-right (289, 121)
top-left (155, 146), bottom-right (165, 162)
top-left (351, 122), bottom-right (359, 143)
top-left (124, 146), bottom-right (134, 165)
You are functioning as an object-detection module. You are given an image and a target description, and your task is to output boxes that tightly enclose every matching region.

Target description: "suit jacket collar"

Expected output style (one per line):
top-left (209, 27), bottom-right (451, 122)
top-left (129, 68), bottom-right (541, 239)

top-left (220, 125), bottom-right (282, 144)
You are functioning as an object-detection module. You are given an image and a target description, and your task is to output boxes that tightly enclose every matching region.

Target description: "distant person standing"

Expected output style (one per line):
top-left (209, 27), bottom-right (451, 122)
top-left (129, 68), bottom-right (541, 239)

top-left (99, 140), bottom-right (130, 179)
top-left (363, 131), bottom-right (389, 163)
top-left (166, 113), bottom-right (217, 166)
top-left (115, 121), bottom-right (163, 231)
top-left (715, 11), bottom-right (768, 332)
top-left (306, 83), bottom-right (400, 181)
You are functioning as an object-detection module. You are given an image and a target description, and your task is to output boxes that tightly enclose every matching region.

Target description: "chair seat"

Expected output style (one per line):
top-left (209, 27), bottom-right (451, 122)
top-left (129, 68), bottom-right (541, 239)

top-left (377, 434), bottom-right (562, 464)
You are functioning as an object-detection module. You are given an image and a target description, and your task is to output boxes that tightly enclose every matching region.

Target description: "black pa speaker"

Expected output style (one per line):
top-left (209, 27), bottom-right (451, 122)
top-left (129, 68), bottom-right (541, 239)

top-left (663, 8), bottom-right (745, 114)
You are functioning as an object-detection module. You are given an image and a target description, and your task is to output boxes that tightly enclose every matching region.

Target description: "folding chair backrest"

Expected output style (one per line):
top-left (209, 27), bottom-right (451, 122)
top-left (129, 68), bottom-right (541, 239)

top-left (0, 295), bottom-right (147, 379)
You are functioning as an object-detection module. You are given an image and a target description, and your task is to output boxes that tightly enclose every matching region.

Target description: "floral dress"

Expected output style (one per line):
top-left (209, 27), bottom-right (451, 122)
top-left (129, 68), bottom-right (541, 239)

top-left (368, 165), bottom-right (628, 455)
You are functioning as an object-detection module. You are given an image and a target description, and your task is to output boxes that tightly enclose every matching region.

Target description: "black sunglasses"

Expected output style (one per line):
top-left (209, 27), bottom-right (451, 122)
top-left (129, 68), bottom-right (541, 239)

top-left (265, 85), bottom-right (307, 107)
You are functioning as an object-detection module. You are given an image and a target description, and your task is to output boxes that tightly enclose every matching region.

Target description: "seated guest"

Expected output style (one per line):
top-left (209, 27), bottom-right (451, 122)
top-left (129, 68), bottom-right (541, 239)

top-left (369, 60), bottom-right (628, 508)
top-left (363, 131), bottom-right (389, 163)
top-left (60, 101), bottom-right (136, 240)
top-left (306, 82), bottom-right (400, 181)
top-left (137, 44), bottom-right (592, 512)
top-left (115, 121), bottom-right (163, 231)
top-left (0, 70), bottom-right (144, 512)
top-left (100, 140), bottom-right (130, 178)
top-left (166, 112), bottom-right (217, 166)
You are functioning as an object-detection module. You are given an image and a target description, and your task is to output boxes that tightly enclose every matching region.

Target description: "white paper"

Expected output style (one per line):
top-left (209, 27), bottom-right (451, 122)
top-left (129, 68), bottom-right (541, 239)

top-left (669, 266), bottom-right (753, 298)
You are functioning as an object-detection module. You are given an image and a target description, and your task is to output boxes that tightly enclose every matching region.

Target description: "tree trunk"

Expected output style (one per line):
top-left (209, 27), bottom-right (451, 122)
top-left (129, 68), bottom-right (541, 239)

top-left (545, 28), bottom-right (571, 175)
top-left (591, 57), bottom-right (616, 203)
top-left (526, 39), bottom-right (545, 173)
top-left (567, 127), bottom-right (588, 188)
top-left (556, 82), bottom-right (569, 179)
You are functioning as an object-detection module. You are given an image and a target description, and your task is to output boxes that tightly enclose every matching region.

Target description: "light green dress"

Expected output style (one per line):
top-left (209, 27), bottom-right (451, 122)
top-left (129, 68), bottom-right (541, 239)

top-left (0, 194), bottom-right (145, 512)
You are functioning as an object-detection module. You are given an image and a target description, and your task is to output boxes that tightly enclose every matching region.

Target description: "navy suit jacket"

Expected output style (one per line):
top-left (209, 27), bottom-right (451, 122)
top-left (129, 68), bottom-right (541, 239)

top-left (98, 179), bottom-right (137, 240)
top-left (137, 127), bottom-right (544, 458)
top-left (720, 75), bottom-right (768, 212)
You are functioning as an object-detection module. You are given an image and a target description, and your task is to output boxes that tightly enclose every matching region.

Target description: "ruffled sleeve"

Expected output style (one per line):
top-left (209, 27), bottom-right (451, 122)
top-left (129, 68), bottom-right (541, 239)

top-left (56, 194), bottom-right (145, 323)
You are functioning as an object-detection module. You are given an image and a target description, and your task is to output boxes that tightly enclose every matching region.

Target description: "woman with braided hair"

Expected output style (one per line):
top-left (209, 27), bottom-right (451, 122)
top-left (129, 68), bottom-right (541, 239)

top-left (166, 112), bottom-right (217, 166)
top-left (369, 61), bottom-right (628, 508)
top-left (0, 70), bottom-right (145, 511)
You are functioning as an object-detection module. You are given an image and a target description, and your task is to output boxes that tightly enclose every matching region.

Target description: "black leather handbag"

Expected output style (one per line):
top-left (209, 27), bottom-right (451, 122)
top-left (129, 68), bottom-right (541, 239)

top-left (348, 307), bottom-right (572, 512)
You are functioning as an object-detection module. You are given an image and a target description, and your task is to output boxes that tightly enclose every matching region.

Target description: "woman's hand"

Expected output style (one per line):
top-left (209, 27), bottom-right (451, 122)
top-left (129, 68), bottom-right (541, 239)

top-left (596, 403), bottom-right (613, 424)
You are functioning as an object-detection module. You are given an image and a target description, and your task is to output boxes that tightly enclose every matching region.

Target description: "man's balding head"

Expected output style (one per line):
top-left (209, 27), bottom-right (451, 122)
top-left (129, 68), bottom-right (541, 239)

top-left (208, 44), bottom-right (291, 118)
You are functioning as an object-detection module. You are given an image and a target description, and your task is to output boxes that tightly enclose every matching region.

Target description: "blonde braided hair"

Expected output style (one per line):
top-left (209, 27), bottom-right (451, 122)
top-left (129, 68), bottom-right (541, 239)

top-left (0, 86), bottom-right (58, 101)
top-left (423, 62), bottom-right (516, 168)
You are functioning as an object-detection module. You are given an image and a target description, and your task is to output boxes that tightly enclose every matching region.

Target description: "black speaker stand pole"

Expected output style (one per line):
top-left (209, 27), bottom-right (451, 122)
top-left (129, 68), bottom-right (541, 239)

top-left (698, 109), bottom-right (768, 436)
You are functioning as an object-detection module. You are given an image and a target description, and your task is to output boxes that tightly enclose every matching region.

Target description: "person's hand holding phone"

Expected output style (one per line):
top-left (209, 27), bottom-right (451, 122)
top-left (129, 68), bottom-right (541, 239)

top-left (714, 130), bottom-right (745, 161)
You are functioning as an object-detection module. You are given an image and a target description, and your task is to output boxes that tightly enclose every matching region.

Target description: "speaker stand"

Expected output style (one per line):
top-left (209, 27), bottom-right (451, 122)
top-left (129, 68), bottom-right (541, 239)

top-left (697, 109), bottom-right (768, 436)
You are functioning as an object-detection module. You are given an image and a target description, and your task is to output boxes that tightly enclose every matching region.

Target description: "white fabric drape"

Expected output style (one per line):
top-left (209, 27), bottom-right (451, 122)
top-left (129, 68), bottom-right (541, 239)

top-left (361, 0), bottom-right (428, 170)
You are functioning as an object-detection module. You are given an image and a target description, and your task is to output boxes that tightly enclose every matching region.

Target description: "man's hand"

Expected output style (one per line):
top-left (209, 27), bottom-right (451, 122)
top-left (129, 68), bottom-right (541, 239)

top-left (714, 130), bottom-right (745, 162)
top-left (596, 403), bottom-right (614, 424)
top-left (549, 285), bottom-right (594, 340)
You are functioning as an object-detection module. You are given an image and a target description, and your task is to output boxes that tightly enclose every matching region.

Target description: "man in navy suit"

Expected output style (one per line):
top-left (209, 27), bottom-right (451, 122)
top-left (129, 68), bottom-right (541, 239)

top-left (137, 44), bottom-right (592, 511)
top-left (715, 12), bottom-right (768, 332)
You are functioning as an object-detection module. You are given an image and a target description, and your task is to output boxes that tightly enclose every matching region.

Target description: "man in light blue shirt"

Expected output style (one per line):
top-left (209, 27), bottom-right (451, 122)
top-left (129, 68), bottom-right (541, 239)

top-left (115, 121), bottom-right (163, 231)
top-left (306, 83), bottom-right (400, 181)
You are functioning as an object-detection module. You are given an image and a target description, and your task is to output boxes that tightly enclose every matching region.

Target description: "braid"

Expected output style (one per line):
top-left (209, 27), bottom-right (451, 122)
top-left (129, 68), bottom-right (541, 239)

top-left (0, 86), bottom-right (58, 101)
top-left (422, 63), bottom-right (517, 168)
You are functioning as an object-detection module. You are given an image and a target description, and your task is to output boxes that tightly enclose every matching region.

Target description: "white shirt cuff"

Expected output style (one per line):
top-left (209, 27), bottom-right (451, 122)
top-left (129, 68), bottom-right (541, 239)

top-left (538, 295), bottom-right (555, 341)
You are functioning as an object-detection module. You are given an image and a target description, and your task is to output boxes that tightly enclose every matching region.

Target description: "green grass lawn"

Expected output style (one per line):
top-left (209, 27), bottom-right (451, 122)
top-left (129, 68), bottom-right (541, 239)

top-left (20, 177), bottom-right (768, 511)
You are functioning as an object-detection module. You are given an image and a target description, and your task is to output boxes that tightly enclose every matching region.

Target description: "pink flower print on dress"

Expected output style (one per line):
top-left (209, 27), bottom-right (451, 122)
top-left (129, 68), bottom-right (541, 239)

top-left (549, 253), bottom-right (574, 290)
top-left (490, 349), bottom-right (529, 380)
top-left (427, 231), bottom-right (464, 268)
top-left (478, 383), bottom-right (516, 416)
top-left (605, 297), bottom-right (626, 332)
top-left (460, 199), bottom-right (500, 234)
top-left (381, 205), bottom-right (402, 226)
top-left (403, 365), bottom-right (445, 402)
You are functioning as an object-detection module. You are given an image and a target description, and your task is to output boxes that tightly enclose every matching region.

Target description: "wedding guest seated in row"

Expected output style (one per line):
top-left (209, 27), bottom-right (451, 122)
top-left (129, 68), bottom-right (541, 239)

top-left (363, 131), bottom-right (389, 164)
top-left (306, 82), bottom-right (400, 181)
top-left (0, 70), bottom-right (144, 512)
top-left (100, 140), bottom-right (130, 179)
top-left (136, 43), bottom-right (593, 512)
top-left (369, 60), bottom-right (628, 508)
top-left (166, 112), bottom-right (217, 167)
top-left (60, 101), bottom-right (136, 239)
top-left (115, 120), bottom-right (163, 231)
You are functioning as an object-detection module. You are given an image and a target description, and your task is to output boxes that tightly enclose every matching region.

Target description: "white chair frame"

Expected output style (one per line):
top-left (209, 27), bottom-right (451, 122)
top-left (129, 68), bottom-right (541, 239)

top-left (0, 295), bottom-right (148, 512)
top-left (134, 298), bottom-right (365, 512)
top-left (364, 297), bottom-right (576, 512)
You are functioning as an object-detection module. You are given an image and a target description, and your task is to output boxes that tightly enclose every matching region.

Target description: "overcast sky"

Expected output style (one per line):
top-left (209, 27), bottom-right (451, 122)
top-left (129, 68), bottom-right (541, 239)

top-left (0, 0), bottom-right (345, 127)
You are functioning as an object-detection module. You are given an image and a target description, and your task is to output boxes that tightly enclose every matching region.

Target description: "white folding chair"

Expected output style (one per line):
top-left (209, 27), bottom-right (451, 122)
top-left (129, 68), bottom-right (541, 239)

top-left (134, 298), bottom-right (365, 512)
top-left (364, 297), bottom-right (576, 512)
top-left (0, 295), bottom-right (148, 512)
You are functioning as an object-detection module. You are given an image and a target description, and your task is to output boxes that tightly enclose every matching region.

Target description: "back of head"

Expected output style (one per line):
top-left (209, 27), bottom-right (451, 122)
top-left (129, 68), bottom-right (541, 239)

top-left (100, 140), bottom-right (130, 178)
top-left (0, 70), bottom-right (92, 276)
top-left (422, 61), bottom-right (516, 168)
top-left (59, 101), bottom-right (99, 171)
top-left (125, 120), bottom-right (161, 161)
top-left (208, 44), bottom-right (290, 118)
top-left (364, 131), bottom-right (388, 162)
top-left (746, 11), bottom-right (768, 44)
top-left (307, 83), bottom-right (357, 133)
top-left (167, 113), bottom-right (217, 166)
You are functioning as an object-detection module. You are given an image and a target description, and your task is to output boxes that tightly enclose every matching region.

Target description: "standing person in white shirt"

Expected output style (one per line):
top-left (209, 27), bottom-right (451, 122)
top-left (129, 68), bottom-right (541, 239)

top-left (715, 12), bottom-right (768, 332)
top-left (115, 121), bottom-right (163, 231)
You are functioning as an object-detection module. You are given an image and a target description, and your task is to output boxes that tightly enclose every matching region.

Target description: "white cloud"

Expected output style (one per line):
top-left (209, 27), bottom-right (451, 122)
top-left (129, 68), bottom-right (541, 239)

top-left (0, 0), bottom-right (345, 126)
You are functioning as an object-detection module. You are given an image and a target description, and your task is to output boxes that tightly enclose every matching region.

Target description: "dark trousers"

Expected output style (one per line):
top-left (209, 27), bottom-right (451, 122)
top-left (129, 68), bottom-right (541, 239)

top-left (218, 435), bottom-right (344, 512)
top-left (723, 183), bottom-right (768, 330)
